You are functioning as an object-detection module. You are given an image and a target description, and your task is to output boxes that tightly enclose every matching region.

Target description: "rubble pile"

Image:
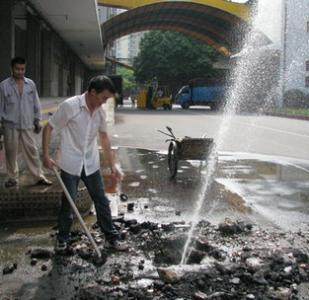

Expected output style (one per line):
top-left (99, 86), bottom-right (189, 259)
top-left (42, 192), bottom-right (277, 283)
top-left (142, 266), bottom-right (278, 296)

top-left (2, 218), bottom-right (309, 299)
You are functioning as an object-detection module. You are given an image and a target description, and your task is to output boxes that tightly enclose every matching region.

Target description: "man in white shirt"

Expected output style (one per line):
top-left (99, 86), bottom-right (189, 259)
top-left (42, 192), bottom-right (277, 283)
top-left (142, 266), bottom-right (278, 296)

top-left (42, 75), bottom-right (127, 252)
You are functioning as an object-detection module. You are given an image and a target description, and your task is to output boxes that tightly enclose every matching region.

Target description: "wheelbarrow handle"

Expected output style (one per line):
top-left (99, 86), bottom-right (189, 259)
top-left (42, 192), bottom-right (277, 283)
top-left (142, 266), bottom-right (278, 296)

top-left (157, 129), bottom-right (174, 138)
top-left (166, 126), bottom-right (176, 139)
top-left (53, 166), bottom-right (102, 258)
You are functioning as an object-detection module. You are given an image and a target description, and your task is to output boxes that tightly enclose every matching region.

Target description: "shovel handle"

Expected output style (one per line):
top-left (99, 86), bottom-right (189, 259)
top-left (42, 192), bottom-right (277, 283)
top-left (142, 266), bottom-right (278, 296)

top-left (53, 166), bottom-right (101, 258)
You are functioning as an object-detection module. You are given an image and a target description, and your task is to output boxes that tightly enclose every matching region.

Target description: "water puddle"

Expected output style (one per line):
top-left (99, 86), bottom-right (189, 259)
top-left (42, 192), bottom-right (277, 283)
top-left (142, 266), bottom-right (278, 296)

top-left (115, 148), bottom-right (309, 231)
top-left (1, 147), bottom-right (309, 298)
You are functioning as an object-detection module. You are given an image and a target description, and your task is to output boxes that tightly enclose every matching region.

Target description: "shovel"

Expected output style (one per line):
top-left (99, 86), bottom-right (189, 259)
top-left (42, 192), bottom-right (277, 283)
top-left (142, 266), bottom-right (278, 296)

top-left (53, 166), bottom-right (105, 266)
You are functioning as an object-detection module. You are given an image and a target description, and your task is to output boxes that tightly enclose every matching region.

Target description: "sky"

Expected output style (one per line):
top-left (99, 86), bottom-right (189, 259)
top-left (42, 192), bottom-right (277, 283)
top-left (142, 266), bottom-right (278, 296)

top-left (218, 0), bottom-right (283, 46)
top-left (254, 0), bottom-right (282, 46)
top-left (232, 0), bottom-right (282, 46)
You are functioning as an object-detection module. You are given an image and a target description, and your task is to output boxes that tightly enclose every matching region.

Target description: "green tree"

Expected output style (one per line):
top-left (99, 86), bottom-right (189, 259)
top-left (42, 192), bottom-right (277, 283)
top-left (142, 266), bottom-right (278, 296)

top-left (116, 66), bottom-right (136, 96)
top-left (133, 30), bottom-right (220, 93)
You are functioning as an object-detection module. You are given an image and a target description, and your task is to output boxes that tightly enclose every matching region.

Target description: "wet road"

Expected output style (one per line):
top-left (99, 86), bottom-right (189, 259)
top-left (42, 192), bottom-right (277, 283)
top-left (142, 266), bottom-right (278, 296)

top-left (110, 104), bottom-right (309, 232)
top-left (2, 147), bottom-right (309, 253)
top-left (110, 105), bottom-right (309, 161)
top-left (117, 147), bottom-right (309, 232)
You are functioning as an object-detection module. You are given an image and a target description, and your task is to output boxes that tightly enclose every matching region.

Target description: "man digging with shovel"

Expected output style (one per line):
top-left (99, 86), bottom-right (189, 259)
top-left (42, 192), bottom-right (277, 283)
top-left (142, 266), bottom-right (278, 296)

top-left (42, 75), bottom-right (128, 253)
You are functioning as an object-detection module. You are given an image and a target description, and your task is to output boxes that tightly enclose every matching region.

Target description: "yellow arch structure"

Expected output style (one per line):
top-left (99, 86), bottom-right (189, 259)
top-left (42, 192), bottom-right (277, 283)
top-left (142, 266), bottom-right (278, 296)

top-left (97, 0), bottom-right (250, 20)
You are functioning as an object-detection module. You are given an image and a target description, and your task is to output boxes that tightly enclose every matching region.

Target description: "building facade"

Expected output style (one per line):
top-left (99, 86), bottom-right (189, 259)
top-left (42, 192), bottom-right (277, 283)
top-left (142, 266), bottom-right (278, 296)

top-left (115, 32), bottom-right (144, 66)
top-left (0, 0), bottom-right (104, 97)
top-left (100, 8), bottom-right (145, 68)
top-left (283, 0), bottom-right (309, 94)
top-left (98, 6), bottom-right (118, 74)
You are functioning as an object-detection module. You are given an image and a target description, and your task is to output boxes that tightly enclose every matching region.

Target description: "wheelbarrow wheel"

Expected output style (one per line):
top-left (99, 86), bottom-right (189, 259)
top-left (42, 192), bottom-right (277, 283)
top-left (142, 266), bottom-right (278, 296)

top-left (168, 141), bottom-right (178, 178)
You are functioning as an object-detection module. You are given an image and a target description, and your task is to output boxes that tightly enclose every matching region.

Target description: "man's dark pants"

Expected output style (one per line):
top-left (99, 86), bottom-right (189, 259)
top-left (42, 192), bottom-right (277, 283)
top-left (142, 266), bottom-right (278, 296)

top-left (57, 168), bottom-right (119, 243)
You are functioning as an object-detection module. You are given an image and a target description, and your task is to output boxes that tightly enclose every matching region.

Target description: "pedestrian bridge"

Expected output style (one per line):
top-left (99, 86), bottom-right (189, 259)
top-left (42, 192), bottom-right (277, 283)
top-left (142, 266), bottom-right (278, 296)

top-left (98, 0), bottom-right (267, 56)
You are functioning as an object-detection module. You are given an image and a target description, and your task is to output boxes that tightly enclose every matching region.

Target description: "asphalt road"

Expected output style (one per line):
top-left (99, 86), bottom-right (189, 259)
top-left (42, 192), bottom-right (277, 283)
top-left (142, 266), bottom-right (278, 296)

top-left (110, 105), bottom-right (309, 161)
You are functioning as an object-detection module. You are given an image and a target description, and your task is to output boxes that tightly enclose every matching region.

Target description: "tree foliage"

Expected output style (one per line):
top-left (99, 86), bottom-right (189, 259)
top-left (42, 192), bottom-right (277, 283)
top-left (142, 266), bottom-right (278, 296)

top-left (133, 30), bottom-right (220, 92)
top-left (116, 66), bottom-right (136, 95)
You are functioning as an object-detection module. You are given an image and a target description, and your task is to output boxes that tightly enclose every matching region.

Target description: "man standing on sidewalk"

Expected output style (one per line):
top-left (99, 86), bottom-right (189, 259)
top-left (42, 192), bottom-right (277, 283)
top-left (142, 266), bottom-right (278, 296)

top-left (42, 75), bottom-right (127, 252)
top-left (0, 56), bottom-right (52, 188)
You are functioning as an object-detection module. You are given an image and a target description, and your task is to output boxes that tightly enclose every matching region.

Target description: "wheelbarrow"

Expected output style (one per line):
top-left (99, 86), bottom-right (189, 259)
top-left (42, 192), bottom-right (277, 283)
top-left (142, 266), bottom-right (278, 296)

top-left (158, 127), bottom-right (215, 178)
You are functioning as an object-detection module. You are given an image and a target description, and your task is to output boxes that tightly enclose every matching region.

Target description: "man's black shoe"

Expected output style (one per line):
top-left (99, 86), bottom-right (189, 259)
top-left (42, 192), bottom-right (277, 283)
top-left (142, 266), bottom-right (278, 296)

top-left (36, 178), bottom-right (52, 186)
top-left (5, 179), bottom-right (18, 188)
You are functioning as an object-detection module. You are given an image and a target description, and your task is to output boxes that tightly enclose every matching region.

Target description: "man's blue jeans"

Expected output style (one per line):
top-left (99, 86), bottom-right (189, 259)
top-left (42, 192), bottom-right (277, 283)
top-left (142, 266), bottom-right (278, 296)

top-left (57, 168), bottom-right (119, 243)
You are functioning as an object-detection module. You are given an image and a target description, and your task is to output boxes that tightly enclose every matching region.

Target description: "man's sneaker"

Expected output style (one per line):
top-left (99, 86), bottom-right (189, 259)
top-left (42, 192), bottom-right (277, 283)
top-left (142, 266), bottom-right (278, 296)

top-left (54, 240), bottom-right (68, 252)
top-left (105, 240), bottom-right (128, 251)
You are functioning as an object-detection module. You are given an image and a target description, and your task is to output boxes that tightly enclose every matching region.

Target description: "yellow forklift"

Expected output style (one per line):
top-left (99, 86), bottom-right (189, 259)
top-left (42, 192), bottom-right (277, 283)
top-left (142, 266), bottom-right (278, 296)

top-left (137, 85), bottom-right (172, 110)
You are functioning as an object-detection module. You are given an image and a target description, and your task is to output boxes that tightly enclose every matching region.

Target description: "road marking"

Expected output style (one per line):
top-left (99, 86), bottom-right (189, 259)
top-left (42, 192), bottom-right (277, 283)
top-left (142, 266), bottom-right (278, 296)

top-left (232, 120), bottom-right (309, 139)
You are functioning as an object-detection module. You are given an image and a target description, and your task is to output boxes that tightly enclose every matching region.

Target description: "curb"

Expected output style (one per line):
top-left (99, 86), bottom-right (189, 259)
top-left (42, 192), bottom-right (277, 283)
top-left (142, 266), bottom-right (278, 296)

top-left (266, 112), bottom-right (309, 121)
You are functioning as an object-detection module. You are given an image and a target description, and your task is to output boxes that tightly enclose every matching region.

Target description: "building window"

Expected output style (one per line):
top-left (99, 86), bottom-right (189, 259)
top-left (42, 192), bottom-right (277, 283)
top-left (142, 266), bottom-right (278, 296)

top-left (307, 61), bottom-right (309, 71)
top-left (306, 76), bottom-right (309, 88)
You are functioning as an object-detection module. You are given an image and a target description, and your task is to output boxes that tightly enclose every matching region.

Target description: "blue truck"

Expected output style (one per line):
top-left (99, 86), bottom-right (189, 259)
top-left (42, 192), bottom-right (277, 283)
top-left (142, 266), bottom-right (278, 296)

top-left (175, 84), bottom-right (225, 110)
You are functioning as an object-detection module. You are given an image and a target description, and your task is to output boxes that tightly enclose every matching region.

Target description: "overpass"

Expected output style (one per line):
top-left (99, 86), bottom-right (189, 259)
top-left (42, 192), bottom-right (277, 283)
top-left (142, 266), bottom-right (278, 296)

top-left (0, 0), bottom-right (268, 98)
top-left (97, 0), bottom-right (250, 19)
top-left (98, 0), bottom-right (260, 56)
